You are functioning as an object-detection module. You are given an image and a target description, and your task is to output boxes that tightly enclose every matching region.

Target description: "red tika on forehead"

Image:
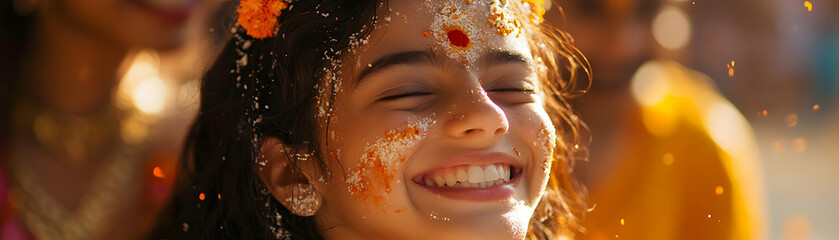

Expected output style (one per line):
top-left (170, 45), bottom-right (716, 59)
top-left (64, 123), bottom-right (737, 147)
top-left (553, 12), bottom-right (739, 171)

top-left (446, 28), bottom-right (470, 48)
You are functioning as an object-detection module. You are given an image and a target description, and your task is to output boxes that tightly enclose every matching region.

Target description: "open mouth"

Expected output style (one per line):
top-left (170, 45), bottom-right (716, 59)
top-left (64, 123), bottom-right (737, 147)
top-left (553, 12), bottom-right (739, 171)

top-left (413, 163), bottom-right (522, 201)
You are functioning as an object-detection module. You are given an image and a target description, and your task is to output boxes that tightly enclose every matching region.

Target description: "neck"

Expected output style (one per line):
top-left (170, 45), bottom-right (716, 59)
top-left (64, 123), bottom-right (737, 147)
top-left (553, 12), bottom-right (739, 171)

top-left (21, 9), bottom-right (131, 115)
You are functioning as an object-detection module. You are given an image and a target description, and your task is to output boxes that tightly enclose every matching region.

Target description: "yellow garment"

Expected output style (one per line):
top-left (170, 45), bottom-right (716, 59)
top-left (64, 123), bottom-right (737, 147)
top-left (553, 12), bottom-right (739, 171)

top-left (581, 60), bottom-right (764, 240)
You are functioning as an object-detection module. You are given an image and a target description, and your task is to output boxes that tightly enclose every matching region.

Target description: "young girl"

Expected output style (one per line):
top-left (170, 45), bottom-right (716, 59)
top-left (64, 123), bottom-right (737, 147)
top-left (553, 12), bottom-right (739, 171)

top-left (155, 0), bottom-right (589, 239)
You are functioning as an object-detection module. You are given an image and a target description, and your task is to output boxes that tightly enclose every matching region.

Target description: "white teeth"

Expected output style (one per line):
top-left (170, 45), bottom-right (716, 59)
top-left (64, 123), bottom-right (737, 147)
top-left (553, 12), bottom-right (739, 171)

top-left (455, 168), bottom-right (468, 182)
top-left (444, 172), bottom-right (456, 187)
top-left (434, 176), bottom-right (445, 187)
top-left (423, 164), bottom-right (513, 189)
top-left (484, 165), bottom-right (499, 182)
top-left (467, 166), bottom-right (483, 183)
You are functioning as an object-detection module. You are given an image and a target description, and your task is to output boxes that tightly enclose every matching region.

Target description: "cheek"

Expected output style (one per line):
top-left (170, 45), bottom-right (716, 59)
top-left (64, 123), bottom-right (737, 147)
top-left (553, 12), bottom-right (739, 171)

top-left (343, 119), bottom-right (435, 211)
top-left (515, 106), bottom-right (556, 198)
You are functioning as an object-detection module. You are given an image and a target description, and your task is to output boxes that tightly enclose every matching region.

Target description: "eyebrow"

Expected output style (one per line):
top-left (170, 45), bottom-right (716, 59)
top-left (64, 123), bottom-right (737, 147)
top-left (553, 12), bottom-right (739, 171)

top-left (356, 51), bottom-right (437, 85)
top-left (481, 49), bottom-right (530, 67)
top-left (354, 49), bottom-right (531, 87)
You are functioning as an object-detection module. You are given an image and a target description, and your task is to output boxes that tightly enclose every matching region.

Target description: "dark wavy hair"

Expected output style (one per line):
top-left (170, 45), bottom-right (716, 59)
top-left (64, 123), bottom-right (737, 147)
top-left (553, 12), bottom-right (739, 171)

top-left (153, 1), bottom-right (589, 239)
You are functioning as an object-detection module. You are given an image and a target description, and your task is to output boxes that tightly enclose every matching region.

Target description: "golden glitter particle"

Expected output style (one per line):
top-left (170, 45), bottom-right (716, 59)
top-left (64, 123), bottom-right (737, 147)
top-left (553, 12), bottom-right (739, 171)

top-left (662, 153), bottom-right (675, 166)
top-left (615, 235), bottom-right (619, 238)
top-left (620, 218), bottom-right (625, 225)
top-left (708, 214), bottom-right (712, 218)
top-left (727, 61), bottom-right (735, 77)
top-left (199, 193), bottom-right (206, 201)
top-left (761, 110), bottom-right (768, 116)
top-left (153, 166), bottom-right (166, 179)
top-left (218, 193), bottom-right (222, 199)
top-left (422, 31), bottom-right (430, 37)
top-left (813, 104), bottom-right (820, 110)
top-left (786, 114), bottom-right (798, 127)
top-left (793, 138), bottom-right (807, 152)
top-left (804, 1), bottom-right (813, 11)
top-left (715, 185), bottom-right (724, 195)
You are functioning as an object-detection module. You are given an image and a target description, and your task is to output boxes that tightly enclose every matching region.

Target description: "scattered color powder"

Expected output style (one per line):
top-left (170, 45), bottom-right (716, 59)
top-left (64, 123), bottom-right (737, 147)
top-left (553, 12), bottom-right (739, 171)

top-left (447, 28), bottom-right (470, 48)
top-left (535, 123), bottom-right (557, 172)
top-left (346, 119), bottom-right (434, 210)
top-left (727, 61), bottom-right (735, 77)
top-left (422, 31), bottom-right (430, 37)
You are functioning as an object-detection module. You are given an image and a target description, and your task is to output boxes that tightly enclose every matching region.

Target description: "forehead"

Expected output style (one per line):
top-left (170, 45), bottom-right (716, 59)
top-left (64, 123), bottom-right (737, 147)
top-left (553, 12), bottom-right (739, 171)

top-left (347, 0), bottom-right (535, 72)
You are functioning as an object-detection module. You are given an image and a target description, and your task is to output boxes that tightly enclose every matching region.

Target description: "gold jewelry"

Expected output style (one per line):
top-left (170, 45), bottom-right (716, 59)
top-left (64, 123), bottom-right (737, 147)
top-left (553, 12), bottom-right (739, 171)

top-left (7, 98), bottom-right (150, 239)
top-left (12, 98), bottom-right (122, 165)
top-left (7, 142), bottom-right (145, 240)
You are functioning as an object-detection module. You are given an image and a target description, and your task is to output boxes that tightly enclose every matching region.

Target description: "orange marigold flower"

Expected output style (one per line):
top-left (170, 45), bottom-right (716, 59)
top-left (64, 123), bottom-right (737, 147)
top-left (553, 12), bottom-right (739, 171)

top-left (237, 0), bottom-right (288, 39)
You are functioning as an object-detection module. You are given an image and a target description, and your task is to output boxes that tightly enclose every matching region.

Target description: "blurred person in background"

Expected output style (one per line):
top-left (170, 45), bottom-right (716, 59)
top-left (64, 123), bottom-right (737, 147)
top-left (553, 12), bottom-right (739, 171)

top-left (0, 0), bottom-right (227, 238)
top-left (547, 0), bottom-right (764, 239)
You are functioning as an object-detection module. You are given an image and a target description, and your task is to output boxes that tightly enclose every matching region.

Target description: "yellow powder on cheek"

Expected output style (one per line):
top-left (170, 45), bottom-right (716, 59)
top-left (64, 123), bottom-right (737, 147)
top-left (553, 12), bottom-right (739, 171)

top-left (345, 119), bottom-right (435, 211)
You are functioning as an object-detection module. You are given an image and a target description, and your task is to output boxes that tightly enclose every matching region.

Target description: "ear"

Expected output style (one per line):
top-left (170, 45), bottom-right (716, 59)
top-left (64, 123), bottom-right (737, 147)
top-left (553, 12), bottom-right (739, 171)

top-left (258, 137), bottom-right (322, 216)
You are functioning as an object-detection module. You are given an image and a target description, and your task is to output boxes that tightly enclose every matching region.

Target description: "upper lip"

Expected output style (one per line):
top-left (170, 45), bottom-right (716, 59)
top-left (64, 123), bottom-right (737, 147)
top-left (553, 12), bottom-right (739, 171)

top-left (411, 151), bottom-right (522, 182)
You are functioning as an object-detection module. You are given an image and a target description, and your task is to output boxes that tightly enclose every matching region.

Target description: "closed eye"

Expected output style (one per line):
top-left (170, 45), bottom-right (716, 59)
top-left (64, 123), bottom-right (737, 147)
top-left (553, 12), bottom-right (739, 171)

top-left (377, 91), bottom-right (433, 102)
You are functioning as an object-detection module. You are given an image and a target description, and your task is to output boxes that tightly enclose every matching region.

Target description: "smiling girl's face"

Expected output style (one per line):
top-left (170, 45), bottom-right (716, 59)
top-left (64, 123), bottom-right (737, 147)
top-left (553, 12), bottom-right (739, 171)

top-left (309, 1), bottom-right (556, 239)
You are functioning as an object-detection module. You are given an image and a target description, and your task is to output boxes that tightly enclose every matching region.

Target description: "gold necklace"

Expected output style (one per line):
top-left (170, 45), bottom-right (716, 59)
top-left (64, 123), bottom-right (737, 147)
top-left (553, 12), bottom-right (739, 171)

top-left (12, 99), bottom-right (122, 165)
top-left (8, 144), bottom-right (144, 239)
top-left (7, 100), bottom-right (149, 239)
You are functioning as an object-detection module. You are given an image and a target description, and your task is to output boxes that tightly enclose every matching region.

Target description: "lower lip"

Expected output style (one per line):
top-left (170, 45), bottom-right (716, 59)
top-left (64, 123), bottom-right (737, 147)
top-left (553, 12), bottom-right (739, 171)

top-left (130, 0), bottom-right (199, 23)
top-left (418, 176), bottom-right (520, 202)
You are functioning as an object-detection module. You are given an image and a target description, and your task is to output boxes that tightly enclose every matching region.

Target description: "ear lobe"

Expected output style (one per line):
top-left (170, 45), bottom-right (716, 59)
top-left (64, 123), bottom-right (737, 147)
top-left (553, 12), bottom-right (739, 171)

top-left (258, 137), bottom-right (323, 216)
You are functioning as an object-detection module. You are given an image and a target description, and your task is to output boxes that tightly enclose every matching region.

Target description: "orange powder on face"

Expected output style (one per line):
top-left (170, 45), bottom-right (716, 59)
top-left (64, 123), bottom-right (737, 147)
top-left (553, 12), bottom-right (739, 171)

top-left (346, 120), bottom-right (434, 210)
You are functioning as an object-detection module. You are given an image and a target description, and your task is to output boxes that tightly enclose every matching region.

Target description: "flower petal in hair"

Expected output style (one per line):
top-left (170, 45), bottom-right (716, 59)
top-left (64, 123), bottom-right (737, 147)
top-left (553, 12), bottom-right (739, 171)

top-left (237, 0), bottom-right (289, 39)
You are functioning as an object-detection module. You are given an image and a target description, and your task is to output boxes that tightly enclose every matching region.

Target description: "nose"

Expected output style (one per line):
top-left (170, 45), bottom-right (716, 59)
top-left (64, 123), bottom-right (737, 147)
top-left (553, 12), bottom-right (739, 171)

top-left (443, 88), bottom-right (509, 145)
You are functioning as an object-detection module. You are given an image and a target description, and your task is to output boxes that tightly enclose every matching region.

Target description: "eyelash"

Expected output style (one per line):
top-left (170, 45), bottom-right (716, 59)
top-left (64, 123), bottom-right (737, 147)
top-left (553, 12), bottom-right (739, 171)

top-left (488, 88), bottom-right (536, 94)
top-left (378, 91), bottom-right (433, 101)
top-left (378, 87), bottom-right (534, 102)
